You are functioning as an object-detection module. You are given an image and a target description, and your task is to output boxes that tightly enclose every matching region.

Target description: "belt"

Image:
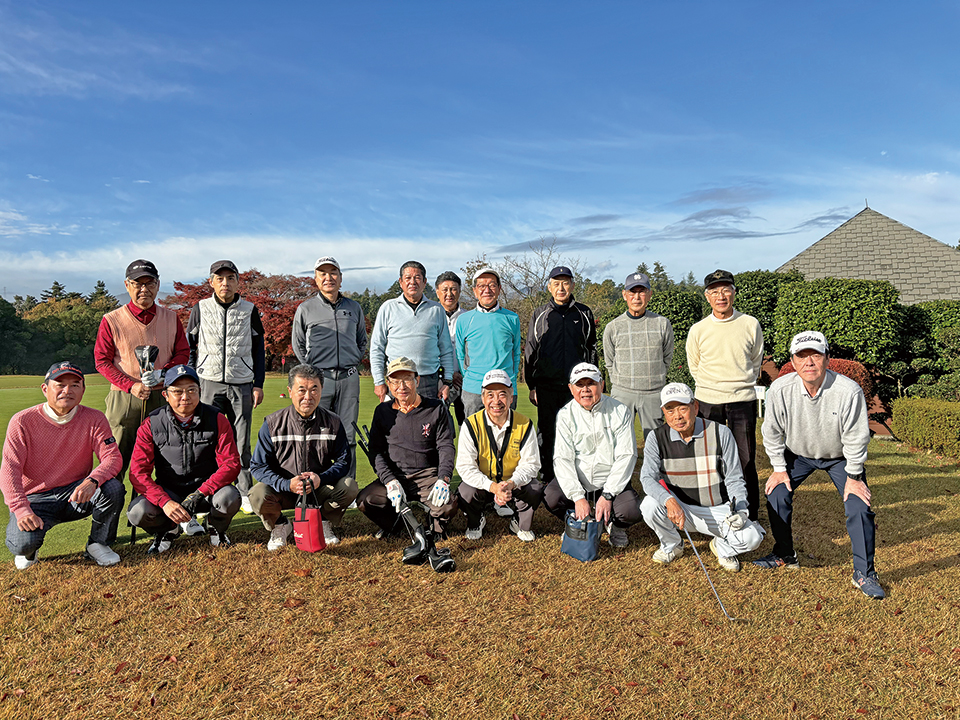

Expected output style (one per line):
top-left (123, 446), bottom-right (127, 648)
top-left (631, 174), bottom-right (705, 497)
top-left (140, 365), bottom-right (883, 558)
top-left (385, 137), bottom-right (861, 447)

top-left (322, 367), bottom-right (357, 380)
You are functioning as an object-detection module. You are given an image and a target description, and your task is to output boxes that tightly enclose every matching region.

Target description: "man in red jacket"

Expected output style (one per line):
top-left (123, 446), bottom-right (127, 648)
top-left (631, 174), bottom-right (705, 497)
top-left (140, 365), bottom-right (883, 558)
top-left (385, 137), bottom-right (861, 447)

top-left (1, 362), bottom-right (124, 569)
top-left (127, 365), bottom-right (241, 555)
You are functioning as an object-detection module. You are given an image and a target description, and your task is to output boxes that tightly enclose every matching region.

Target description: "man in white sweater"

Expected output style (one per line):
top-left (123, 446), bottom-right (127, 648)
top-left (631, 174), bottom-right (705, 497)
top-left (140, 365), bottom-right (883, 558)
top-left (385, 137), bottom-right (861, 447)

top-left (685, 269), bottom-right (764, 520)
top-left (755, 331), bottom-right (882, 600)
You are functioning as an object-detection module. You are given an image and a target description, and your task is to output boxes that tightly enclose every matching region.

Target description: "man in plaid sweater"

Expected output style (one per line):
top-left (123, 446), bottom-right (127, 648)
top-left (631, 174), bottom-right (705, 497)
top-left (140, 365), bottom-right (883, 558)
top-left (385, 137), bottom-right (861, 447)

top-left (602, 272), bottom-right (674, 438)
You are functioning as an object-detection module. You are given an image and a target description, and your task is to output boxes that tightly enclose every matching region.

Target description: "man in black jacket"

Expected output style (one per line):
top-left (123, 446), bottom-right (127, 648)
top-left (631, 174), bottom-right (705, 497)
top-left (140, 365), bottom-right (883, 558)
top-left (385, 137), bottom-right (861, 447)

top-left (250, 364), bottom-right (355, 550)
top-left (524, 266), bottom-right (597, 485)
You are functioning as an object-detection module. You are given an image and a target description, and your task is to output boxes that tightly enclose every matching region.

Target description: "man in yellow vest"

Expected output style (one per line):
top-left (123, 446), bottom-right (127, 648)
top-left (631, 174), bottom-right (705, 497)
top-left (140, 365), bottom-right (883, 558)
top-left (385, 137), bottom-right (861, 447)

top-left (455, 370), bottom-right (543, 542)
top-left (94, 259), bottom-right (190, 540)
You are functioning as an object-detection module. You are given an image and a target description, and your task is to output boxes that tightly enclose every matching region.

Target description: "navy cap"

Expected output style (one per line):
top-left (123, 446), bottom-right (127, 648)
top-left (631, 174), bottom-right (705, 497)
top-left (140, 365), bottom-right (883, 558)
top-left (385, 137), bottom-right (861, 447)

top-left (549, 265), bottom-right (573, 280)
top-left (625, 272), bottom-right (651, 291)
top-left (125, 259), bottom-right (159, 281)
top-left (164, 364), bottom-right (200, 388)
top-left (44, 361), bottom-right (84, 383)
top-left (210, 260), bottom-right (239, 275)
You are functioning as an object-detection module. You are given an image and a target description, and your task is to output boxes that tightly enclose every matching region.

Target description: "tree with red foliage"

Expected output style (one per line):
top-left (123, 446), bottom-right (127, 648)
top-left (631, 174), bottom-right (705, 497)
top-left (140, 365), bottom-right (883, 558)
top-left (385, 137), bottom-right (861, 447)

top-left (163, 269), bottom-right (316, 369)
top-left (777, 357), bottom-right (874, 399)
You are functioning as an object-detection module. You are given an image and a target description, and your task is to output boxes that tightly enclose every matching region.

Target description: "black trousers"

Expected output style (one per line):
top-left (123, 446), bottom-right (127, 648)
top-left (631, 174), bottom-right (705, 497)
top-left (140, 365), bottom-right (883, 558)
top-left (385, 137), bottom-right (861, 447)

top-left (697, 399), bottom-right (760, 521)
top-left (534, 385), bottom-right (573, 484)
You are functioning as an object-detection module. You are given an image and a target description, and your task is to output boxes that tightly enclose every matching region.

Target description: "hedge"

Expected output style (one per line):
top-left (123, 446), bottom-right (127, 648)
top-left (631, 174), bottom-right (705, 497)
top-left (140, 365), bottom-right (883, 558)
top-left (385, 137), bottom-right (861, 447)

top-left (891, 397), bottom-right (960, 458)
top-left (733, 269), bottom-right (804, 356)
top-left (773, 278), bottom-right (900, 365)
top-left (777, 357), bottom-right (874, 399)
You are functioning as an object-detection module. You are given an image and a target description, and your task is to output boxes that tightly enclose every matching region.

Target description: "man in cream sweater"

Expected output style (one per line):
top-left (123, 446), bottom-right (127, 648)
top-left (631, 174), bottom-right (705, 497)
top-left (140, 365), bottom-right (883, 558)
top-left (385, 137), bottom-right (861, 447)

top-left (685, 270), bottom-right (764, 520)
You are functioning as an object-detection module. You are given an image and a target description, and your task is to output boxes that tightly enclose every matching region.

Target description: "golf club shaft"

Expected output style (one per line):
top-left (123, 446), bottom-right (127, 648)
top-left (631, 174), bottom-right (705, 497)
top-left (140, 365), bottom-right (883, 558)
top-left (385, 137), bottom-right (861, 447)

top-left (682, 526), bottom-right (735, 621)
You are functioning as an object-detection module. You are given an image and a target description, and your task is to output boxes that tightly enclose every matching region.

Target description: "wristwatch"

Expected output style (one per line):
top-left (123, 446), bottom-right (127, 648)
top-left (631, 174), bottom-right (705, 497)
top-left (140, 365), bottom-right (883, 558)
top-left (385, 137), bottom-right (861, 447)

top-left (86, 477), bottom-right (99, 488)
top-left (602, 492), bottom-right (615, 502)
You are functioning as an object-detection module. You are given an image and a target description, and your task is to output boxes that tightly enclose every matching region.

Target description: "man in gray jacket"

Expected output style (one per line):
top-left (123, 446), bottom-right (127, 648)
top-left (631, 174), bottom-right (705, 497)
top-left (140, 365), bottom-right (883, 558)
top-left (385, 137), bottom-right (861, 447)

top-left (602, 271), bottom-right (674, 438)
top-left (187, 260), bottom-right (265, 512)
top-left (755, 331), bottom-right (883, 600)
top-left (292, 256), bottom-right (368, 478)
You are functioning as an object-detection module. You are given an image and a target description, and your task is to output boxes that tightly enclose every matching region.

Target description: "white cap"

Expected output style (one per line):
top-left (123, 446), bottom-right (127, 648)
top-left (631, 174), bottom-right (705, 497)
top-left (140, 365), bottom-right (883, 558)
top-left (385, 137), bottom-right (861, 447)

top-left (473, 266), bottom-right (500, 283)
top-left (790, 331), bottom-right (828, 355)
top-left (569, 362), bottom-right (602, 384)
top-left (660, 382), bottom-right (694, 407)
top-left (481, 369), bottom-right (512, 389)
top-left (314, 256), bottom-right (341, 271)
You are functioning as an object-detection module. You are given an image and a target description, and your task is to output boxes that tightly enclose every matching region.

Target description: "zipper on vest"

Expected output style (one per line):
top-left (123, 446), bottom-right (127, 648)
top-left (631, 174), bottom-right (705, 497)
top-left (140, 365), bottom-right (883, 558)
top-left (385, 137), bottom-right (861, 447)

top-left (221, 304), bottom-right (228, 383)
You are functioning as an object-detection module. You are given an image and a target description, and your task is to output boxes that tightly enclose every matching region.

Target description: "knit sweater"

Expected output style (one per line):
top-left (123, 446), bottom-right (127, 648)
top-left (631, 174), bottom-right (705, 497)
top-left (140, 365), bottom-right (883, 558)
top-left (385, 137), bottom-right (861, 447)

top-left (0, 404), bottom-right (122, 520)
top-left (454, 306), bottom-right (522, 394)
top-left (369, 296), bottom-right (456, 385)
top-left (761, 370), bottom-right (870, 475)
top-left (685, 310), bottom-right (763, 404)
top-left (602, 310), bottom-right (674, 392)
top-left (368, 398), bottom-right (455, 483)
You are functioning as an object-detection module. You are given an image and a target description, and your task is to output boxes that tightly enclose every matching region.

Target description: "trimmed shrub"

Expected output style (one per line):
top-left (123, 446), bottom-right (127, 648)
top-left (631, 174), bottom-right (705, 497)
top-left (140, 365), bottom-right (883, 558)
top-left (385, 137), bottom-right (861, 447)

top-left (891, 397), bottom-right (960, 458)
top-left (777, 358), bottom-right (874, 399)
top-left (734, 269), bottom-right (804, 356)
top-left (773, 278), bottom-right (900, 365)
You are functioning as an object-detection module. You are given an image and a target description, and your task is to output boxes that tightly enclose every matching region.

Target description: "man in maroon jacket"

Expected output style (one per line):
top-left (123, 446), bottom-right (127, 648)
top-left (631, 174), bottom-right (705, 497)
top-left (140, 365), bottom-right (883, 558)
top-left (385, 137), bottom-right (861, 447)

top-left (127, 365), bottom-right (241, 555)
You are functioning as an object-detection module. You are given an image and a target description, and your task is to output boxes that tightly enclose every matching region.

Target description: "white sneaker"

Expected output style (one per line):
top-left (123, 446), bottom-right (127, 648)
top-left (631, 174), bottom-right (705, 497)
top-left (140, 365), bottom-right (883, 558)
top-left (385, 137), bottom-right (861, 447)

top-left (14, 552), bottom-right (37, 570)
top-left (710, 538), bottom-right (741, 572)
top-left (607, 523), bottom-right (629, 548)
top-left (180, 518), bottom-right (205, 536)
top-left (652, 545), bottom-right (684, 565)
top-left (465, 515), bottom-right (486, 541)
top-left (267, 522), bottom-right (292, 551)
top-left (240, 496), bottom-right (254, 514)
top-left (322, 520), bottom-right (340, 546)
top-left (493, 503), bottom-right (514, 517)
top-left (147, 532), bottom-right (175, 555)
top-left (508, 519), bottom-right (535, 543)
top-left (85, 542), bottom-right (121, 567)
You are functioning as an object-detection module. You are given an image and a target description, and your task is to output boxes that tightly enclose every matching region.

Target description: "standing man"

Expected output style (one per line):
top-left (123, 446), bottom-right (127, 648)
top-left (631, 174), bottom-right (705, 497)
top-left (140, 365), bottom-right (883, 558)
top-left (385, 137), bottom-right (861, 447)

top-left (435, 271), bottom-right (465, 427)
top-left (95, 259), bottom-right (190, 541)
top-left (544, 363), bottom-right (641, 548)
top-left (525, 266), bottom-right (597, 486)
top-left (187, 260), bottom-right (265, 514)
top-left (685, 269), bottom-right (764, 520)
top-left (603, 272), bottom-right (674, 437)
top-left (127, 365), bottom-right (242, 554)
top-left (292, 256), bottom-right (368, 478)
top-left (357, 357), bottom-right (457, 538)
top-left (456, 370), bottom-right (543, 542)
top-left (455, 267), bottom-right (522, 417)
top-left (755, 331), bottom-right (883, 599)
top-left (249, 364), bottom-right (355, 550)
top-left (369, 261), bottom-right (456, 403)
top-left (1, 362), bottom-right (124, 569)
top-left (639, 383), bottom-right (764, 571)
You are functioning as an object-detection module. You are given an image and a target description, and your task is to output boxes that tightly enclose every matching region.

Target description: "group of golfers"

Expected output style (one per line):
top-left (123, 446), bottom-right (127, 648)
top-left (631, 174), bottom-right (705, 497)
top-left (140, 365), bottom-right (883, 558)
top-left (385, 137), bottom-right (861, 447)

top-left (0, 258), bottom-right (884, 600)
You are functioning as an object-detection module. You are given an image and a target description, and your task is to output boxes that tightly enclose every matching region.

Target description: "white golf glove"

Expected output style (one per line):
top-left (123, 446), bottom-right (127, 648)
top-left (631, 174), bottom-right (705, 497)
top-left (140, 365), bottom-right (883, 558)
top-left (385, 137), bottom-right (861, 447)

top-left (385, 480), bottom-right (405, 513)
top-left (427, 478), bottom-right (450, 507)
top-left (141, 369), bottom-right (163, 388)
top-left (724, 509), bottom-right (749, 532)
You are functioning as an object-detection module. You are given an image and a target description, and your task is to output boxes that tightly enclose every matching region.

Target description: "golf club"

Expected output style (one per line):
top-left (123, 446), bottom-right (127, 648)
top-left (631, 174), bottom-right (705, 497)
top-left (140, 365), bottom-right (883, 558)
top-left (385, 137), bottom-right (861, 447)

top-left (130, 345), bottom-right (159, 546)
top-left (682, 526), bottom-right (746, 623)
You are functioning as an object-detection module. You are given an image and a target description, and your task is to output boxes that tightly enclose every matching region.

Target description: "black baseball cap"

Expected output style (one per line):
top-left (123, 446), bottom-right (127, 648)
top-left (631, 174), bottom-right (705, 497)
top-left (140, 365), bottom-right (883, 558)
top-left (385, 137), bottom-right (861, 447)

top-left (210, 260), bottom-right (239, 276)
top-left (44, 361), bottom-right (84, 383)
top-left (126, 259), bottom-right (159, 281)
top-left (703, 269), bottom-right (735, 289)
top-left (549, 265), bottom-right (573, 280)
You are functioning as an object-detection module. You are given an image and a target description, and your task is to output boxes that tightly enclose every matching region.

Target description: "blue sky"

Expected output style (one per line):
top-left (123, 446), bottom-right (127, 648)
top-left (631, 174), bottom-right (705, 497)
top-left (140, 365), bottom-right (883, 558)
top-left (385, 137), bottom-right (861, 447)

top-left (2, 1), bottom-right (959, 300)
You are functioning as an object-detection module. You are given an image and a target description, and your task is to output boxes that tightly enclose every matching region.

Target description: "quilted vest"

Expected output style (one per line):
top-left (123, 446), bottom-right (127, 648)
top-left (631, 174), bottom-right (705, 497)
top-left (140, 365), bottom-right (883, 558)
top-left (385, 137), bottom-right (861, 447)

top-left (195, 296), bottom-right (255, 384)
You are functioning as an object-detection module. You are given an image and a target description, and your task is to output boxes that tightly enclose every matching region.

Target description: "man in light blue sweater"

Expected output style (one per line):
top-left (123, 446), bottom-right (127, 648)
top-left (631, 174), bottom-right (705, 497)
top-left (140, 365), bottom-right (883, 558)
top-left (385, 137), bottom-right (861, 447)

top-left (455, 267), bottom-right (522, 417)
top-left (755, 331), bottom-right (882, 600)
top-left (369, 261), bottom-right (456, 404)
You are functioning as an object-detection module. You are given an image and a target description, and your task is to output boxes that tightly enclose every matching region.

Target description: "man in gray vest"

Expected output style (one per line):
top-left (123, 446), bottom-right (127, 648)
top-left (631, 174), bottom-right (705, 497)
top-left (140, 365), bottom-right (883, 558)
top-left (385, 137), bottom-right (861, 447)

top-left (639, 382), bottom-right (764, 571)
top-left (187, 260), bottom-right (265, 513)
top-left (292, 256), bottom-right (368, 479)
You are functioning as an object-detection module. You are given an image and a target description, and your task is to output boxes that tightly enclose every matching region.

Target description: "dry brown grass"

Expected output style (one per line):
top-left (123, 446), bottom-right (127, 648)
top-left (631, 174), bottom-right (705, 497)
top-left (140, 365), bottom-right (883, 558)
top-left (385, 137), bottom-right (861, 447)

top-left (2, 438), bottom-right (959, 720)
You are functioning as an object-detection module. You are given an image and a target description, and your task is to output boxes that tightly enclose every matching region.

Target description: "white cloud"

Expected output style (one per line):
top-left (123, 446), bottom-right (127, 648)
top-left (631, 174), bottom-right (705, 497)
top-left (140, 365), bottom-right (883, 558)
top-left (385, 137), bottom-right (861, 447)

top-left (26, 173), bottom-right (49, 182)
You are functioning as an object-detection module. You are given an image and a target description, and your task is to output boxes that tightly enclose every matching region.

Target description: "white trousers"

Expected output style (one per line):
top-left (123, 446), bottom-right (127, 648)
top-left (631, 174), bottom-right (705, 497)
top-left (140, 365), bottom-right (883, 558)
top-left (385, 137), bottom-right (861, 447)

top-left (640, 495), bottom-right (765, 558)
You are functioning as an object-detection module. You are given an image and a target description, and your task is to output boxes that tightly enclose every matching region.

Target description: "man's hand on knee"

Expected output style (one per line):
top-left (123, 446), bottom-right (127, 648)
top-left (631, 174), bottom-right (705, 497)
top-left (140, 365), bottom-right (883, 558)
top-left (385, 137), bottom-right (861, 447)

top-left (765, 470), bottom-right (792, 496)
top-left (17, 512), bottom-right (43, 532)
top-left (665, 497), bottom-right (685, 530)
top-left (842, 477), bottom-right (871, 507)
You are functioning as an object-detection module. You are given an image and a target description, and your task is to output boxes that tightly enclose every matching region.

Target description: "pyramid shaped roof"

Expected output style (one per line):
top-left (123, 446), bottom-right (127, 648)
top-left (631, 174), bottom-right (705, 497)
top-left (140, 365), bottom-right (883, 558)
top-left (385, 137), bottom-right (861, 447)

top-left (778, 208), bottom-right (960, 304)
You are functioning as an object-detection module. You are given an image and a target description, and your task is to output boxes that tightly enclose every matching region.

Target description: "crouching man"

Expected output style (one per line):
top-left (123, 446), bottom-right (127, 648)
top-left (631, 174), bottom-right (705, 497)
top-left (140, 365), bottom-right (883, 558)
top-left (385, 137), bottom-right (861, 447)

top-left (456, 370), bottom-right (542, 542)
top-left (128, 365), bottom-right (241, 554)
top-left (1, 362), bottom-right (124, 569)
top-left (544, 363), bottom-right (641, 547)
top-left (640, 383), bottom-right (764, 571)
top-left (250, 364), bottom-right (355, 550)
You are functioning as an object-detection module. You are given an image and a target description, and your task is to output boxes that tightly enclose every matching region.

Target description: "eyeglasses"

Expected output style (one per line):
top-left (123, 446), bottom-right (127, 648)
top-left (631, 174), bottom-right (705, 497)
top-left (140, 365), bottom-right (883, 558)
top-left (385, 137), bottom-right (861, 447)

top-left (166, 387), bottom-right (199, 398)
top-left (474, 283), bottom-right (499, 291)
top-left (387, 376), bottom-right (417, 387)
top-left (127, 279), bottom-right (158, 289)
top-left (705, 287), bottom-right (733, 297)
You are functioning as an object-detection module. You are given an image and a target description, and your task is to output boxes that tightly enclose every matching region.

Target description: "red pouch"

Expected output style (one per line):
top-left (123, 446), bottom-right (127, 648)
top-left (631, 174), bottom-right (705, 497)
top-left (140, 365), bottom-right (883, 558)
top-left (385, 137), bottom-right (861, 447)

top-left (292, 487), bottom-right (325, 553)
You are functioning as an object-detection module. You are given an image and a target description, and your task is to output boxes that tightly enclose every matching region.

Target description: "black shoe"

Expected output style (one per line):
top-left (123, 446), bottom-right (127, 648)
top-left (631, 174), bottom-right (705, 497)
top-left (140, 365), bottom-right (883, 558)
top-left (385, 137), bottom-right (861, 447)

top-left (752, 552), bottom-right (799, 570)
top-left (147, 532), bottom-right (175, 555)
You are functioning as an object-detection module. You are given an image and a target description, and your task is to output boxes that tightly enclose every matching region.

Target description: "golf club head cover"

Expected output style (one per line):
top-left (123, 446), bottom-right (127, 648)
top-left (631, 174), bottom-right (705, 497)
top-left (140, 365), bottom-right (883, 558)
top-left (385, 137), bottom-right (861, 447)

top-left (134, 344), bottom-right (160, 371)
top-left (180, 491), bottom-right (208, 515)
top-left (385, 480), bottom-right (405, 513)
top-left (427, 546), bottom-right (456, 573)
top-left (398, 503), bottom-right (430, 565)
top-left (426, 478), bottom-right (450, 507)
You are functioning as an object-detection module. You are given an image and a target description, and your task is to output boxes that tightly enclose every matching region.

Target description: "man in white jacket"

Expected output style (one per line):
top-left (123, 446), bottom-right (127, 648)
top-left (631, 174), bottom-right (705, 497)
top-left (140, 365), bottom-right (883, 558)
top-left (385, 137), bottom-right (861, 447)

top-left (543, 363), bottom-right (640, 547)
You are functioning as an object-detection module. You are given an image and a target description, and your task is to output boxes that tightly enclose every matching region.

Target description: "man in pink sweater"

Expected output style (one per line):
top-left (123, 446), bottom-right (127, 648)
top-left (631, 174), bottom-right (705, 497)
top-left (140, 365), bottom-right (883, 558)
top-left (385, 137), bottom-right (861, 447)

top-left (1, 362), bottom-right (124, 570)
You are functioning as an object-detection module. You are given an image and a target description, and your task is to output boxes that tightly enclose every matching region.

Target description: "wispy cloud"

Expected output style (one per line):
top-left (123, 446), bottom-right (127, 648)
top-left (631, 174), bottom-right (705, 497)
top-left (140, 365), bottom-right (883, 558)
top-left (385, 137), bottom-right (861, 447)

top-left (133, 179), bottom-right (151, 184)
top-left (26, 173), bottom-right (49, 182)
top-left (669, 183), bottom-right (773, 206)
